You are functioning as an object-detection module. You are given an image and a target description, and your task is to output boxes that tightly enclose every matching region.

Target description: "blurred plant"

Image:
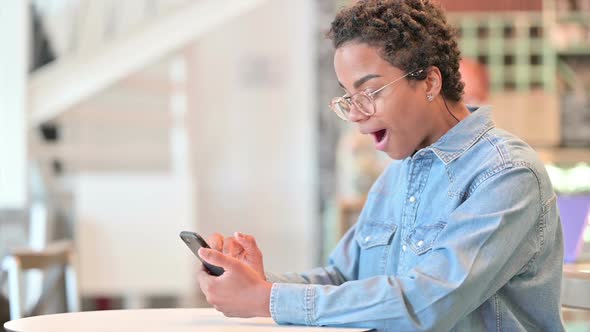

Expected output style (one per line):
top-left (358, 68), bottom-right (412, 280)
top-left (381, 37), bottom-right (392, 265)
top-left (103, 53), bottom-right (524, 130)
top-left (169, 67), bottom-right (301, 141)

top-left (546, 162), bottom-right (590, 193)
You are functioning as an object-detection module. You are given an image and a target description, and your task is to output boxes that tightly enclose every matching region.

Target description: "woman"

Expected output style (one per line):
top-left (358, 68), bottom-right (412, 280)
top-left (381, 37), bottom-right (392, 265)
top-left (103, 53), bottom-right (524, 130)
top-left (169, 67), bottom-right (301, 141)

top-left (196, 1), bottom-right (565, 330)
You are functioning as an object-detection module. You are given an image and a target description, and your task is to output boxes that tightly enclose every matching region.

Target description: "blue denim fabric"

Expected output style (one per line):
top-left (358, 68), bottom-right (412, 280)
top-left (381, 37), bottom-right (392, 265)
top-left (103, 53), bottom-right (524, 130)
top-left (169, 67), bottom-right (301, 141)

top-left (267, 107), bottom-right (565, 331)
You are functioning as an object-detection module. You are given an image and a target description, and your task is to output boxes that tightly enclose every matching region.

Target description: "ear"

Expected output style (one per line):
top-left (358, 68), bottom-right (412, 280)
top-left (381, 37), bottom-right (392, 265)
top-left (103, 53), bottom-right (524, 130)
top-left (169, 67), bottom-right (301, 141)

top-left (424, 66), bottom-right (443, 98)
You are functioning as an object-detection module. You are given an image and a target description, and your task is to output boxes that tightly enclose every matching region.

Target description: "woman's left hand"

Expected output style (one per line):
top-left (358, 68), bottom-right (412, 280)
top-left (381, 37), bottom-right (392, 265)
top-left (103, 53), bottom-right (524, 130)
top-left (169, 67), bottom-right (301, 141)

top-left (197, 247), bottom-right (273, 318)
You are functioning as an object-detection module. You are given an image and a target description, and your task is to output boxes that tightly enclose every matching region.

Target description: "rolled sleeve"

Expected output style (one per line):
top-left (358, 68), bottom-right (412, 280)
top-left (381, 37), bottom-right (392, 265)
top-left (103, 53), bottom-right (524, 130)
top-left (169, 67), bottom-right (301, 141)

top-left (269, 167), bottom-right (547, 331)
top-left (270, 283), bottom-right (315, 325)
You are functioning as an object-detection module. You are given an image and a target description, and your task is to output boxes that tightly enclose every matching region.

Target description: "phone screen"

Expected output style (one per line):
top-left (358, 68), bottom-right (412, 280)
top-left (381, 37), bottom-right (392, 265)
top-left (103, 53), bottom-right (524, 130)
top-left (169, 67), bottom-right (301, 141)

top-left (179, 231), bottom-right (225, 276)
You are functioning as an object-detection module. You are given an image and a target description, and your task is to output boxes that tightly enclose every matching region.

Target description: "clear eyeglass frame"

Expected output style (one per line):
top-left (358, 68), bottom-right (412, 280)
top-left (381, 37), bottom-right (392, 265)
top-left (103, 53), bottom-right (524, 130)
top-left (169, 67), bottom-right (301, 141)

top-left (329, 68), bottom-right (424, 121)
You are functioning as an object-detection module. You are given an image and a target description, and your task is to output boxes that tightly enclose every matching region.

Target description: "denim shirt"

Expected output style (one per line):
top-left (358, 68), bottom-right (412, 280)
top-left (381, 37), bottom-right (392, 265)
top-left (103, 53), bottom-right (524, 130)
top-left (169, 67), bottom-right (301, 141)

top-left (267, 107), bottom-right (565, 331)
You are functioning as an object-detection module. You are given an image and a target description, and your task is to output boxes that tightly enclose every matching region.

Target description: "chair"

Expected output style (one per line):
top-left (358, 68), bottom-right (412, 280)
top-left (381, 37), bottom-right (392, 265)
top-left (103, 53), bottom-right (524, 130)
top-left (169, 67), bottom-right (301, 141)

top-left (1, 240), bottom-right (80, 320)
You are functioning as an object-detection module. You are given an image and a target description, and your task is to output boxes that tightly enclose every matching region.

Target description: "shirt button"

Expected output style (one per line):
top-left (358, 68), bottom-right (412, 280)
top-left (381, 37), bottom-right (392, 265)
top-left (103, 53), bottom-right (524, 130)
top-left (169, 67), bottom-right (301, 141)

top-left (409, 196), bottom-right (416, 203)
top-left (364, 236), bottom-right (371, 243)
top-left (402, 244), bottom-right (407, 252)
top-left (417, 240), bottom-right (424, 247)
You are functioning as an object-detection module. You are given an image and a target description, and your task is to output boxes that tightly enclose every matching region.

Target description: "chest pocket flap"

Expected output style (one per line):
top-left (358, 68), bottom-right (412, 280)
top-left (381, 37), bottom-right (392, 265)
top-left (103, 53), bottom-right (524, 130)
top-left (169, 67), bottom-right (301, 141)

top-left (404, 222), bottom-right (446, 255)
top-left (355, 222), bottom-right (397, 250)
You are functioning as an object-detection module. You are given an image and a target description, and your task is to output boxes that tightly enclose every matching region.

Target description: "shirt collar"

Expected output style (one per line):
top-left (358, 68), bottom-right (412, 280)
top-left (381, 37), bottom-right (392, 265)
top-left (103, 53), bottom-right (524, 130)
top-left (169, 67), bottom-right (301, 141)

top-left (426, 106), bottom-right (495, 165)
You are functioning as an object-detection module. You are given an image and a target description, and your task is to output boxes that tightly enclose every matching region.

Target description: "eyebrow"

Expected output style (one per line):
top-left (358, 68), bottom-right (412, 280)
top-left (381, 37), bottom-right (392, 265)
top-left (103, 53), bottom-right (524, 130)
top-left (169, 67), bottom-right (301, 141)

top-left (338, 74), bottom-right (383, 91)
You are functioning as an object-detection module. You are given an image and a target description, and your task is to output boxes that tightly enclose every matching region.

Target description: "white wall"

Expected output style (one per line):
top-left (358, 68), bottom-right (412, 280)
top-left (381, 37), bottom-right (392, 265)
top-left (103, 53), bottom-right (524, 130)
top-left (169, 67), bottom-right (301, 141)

top-left (0, 1), bottom-right (28, 209)
top-left (75, 174), bottom-right (194, 297)
top-left (190, 0), bottom-right (317, 273)
top-left (72, 0), bottom-right (317, 301)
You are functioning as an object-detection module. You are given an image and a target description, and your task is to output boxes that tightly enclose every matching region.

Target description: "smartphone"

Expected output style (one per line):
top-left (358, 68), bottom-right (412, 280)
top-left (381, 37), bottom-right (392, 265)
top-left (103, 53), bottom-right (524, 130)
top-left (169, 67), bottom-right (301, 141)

top-left (179, 231), bottom-right (225, 276)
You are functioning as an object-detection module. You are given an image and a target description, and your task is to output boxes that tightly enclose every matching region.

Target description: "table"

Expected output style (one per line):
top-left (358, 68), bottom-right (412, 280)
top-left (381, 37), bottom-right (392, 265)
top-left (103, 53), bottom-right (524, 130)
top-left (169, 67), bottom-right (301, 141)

top-left (562, 263), bottom-right (590, 309)
top-left (4, 308), bottom-right (371, 332)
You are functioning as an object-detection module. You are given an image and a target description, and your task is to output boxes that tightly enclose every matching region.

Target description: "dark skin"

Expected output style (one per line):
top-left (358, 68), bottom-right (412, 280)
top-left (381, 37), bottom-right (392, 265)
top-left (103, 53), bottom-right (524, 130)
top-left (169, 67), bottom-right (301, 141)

top-left (196, 42), bottom-right (472, 318)
top-left (335, 42), bottom-right (471, 159)
top-left (197, 232), bottom-right (270, 317)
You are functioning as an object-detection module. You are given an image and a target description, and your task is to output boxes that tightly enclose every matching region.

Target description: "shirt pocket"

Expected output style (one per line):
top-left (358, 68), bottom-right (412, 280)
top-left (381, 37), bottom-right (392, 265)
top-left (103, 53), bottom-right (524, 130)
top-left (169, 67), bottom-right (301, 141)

top-left (404, 222), bottom-right (446, 255)
top-left (355, 221), bottom-right (397, 250)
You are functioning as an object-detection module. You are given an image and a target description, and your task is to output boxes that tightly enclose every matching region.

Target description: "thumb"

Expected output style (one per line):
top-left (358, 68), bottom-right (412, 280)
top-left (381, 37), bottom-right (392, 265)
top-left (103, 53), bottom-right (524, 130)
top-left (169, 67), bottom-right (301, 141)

top-left (234, 232), bottom-right (259, 251)
top-left (199, 248), bottom-right (239, 270)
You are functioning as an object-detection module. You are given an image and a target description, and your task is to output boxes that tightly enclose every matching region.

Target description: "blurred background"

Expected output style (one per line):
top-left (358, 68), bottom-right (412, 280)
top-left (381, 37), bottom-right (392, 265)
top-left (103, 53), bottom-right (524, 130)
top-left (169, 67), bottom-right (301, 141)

top-left (1, 0), bottom-right (589, 330)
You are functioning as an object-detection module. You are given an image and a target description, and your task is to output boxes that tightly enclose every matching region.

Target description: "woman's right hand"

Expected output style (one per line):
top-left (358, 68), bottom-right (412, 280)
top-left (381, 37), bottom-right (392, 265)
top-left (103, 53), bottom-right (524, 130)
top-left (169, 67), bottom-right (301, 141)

top-left (207, 232), bottom-right (266, 279)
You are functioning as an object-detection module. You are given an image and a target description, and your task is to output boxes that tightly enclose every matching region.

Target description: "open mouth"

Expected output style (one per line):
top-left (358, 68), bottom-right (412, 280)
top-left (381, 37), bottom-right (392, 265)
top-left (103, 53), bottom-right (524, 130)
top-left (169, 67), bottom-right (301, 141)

top-left (372, 129), bottom-right (388, 143)
top-left (370, 128), bottom-right (389, 151)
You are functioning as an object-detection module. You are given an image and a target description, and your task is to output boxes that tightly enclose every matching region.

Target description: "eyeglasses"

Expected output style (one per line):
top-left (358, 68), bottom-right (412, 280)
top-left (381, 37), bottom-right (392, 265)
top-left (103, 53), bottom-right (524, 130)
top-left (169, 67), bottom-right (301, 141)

top-left (329, 69), bottom-right (424, 121)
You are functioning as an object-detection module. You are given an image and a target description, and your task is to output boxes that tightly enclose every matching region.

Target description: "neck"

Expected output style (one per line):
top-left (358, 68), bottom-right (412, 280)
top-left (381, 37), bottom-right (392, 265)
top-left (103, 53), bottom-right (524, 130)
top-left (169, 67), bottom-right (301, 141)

top-left (423, 99), bottom-right (471, 148)
top-left (446, 99), bottom-right (471, 122)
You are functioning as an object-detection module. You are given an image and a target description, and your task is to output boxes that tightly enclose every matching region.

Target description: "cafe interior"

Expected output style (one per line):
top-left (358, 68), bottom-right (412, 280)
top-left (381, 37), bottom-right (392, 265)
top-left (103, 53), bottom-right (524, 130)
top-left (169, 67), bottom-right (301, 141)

top-left (1, 0), bottom-right (590, 330)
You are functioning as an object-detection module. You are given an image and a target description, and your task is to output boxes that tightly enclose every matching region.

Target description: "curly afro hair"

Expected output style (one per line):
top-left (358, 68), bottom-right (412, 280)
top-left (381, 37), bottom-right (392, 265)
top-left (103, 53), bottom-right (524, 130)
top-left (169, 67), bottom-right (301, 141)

top-left (327, 0), bottom-right (464, 102)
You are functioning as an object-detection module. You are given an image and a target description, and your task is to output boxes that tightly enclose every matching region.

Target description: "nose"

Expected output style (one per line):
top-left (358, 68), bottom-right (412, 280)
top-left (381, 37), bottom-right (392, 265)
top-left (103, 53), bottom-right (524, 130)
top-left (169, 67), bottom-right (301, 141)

top-left (347, 105), bottom-right (369, 123)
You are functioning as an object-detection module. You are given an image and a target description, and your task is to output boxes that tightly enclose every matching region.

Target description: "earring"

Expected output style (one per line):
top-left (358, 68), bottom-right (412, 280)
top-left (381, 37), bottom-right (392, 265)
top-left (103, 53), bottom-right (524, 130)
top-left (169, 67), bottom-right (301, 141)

top-left (427, 94), bottom-right (434, 102)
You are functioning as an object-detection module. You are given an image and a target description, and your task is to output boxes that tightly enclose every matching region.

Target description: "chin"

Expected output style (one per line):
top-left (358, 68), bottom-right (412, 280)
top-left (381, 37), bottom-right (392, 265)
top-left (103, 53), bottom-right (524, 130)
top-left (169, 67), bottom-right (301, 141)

top-left (386, 150), bottom-right (411, 160)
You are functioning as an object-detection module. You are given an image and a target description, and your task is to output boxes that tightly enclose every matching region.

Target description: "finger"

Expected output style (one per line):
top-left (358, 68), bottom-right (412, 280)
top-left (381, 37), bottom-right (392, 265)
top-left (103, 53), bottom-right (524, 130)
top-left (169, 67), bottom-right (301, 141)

top-left (198, 248), bottom-right (240, 270)
top-left (223, 237), bottom-right (245, 256)
top-left (197, 264), bottom-right (216, 276)
top-left (208, 233), bottom-right (224, 252)
top-left (196, 263), bottom-right (217, 280)
top-left (195, 263), bottom-right (208, 275)
top-left (196, 269), bottom-right (214, 294)
top-left (222, 236), bottom-right (234, 254)
top-left (234, 232), bottom-right (259, 251)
